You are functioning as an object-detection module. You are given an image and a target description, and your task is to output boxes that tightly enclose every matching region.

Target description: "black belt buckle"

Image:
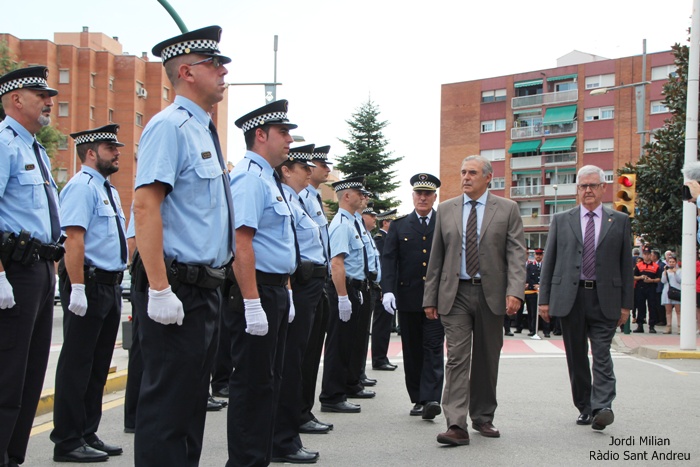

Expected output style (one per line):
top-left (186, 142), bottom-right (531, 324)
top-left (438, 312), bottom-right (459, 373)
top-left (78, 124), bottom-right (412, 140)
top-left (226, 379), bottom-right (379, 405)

top-left (582, 280), bottom-right (595, 289)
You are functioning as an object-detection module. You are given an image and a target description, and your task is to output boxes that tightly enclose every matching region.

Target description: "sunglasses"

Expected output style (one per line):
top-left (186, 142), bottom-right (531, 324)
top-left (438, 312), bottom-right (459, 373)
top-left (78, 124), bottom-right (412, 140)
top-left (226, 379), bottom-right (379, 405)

top-left (188, 56), bottom-right (223, 69)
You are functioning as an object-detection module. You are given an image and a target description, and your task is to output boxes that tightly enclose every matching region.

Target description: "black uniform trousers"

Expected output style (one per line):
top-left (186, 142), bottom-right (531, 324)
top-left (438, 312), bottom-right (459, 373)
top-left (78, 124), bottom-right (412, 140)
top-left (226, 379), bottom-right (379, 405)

top-left (397, 311), bottom-right (444, 404)
top-left (226, 280), bottom-right (289, 467)
top-left (124, 280), bottom-right (143, 431)
top-left (514, 300), bottom-right (527, 332)
top-left (273, 276), bottom-right (325, 456)
top-left (635, 285), bottom-right (658, 326)
top-left (371, 289), bottom-right (394, 368)
top-left (299, 282), bottom-right (330, 425)
top-left (359, 284), bottom-right (377, 376)
top-left (133, 284), bottom-right (220, 467)
top-left (211, 280), bottom-right (234, 394)
top-left (319, 281), bottom-right (364, 404)
top-left (51, 276), bottom-right (121, 453)
top-left (526, 293), bottom-right (549, 334)
top-left (0, 260), bottom-right (54, 466)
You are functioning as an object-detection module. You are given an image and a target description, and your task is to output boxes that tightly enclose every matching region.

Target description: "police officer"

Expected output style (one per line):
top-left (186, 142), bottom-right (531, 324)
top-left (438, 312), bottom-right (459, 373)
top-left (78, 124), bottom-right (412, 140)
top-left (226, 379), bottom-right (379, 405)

top-left (319, 177), bottom-right (374, 414)
top-left (271, 144), bottom-right (327, 463)
top-left (526, 248), bottom-right (549, 337)
top-left (50, 125), bottom-right (127, 462)
top-left (358, 204), bottom-right (381, 387)
top-left (0, 66), bottom-right (62, 467)
top-left (132, 26), bottom-right (234, 466)
top-left (381, 173), bottom-right (444, 419)
top-left (371, 209), bottom-right (398, 371)
top-left (298, 145), bottom-right (335, 434)
top-left (227, 99), bottom-right (299, 466)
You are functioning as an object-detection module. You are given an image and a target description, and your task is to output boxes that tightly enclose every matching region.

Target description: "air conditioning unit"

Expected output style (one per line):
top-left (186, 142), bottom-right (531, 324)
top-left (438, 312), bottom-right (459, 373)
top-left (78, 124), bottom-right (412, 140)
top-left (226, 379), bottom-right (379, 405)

top-left (137, 88), bottom-right (148, 98)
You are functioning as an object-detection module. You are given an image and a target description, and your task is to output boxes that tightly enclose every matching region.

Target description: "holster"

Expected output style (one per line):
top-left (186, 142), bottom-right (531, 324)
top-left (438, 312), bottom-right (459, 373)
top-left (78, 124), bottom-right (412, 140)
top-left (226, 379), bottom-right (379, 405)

top-left (293, 260), bottom-right (315, 285)
top-left (0, 231), bottom-right (16, 266)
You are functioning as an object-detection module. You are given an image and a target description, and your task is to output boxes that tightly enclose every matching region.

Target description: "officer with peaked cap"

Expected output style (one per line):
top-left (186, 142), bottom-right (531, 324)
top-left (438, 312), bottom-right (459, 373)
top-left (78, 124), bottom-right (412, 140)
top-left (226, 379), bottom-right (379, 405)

top-left (525, 248), bottom-right (548, 337)
top-left (51, 125), bottom-right (127, 462)
top-left (381, 173), bottom-right (445, 419)
top-left (131, 25), bottom-right (234, 466)
top-left (0, 65), bottom-right (63, 467)
top-left (227, 99), bottom-right (300, 466)
top-left (298, 145), bottom-right (335, 434)
top-left (319, 176), bottom-right (372, 414)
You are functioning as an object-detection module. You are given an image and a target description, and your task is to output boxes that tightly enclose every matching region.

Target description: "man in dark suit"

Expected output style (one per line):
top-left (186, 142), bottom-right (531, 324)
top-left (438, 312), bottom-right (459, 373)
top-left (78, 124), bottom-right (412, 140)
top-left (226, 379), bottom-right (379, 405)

top-left (539, 165), bottom-right (633, 431)
top-left (382, 175), bottom-right (444, 420)
top-left (371, 209), bottom-right (397, 371)
top-left (424, 157), bottom-right (526, 446)
top-left (525, 248), bottom-right (548, 337)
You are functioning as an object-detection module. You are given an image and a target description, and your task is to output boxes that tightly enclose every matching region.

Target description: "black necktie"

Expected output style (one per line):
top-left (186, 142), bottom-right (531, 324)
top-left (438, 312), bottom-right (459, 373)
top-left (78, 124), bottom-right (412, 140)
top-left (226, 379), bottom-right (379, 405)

top-left (103, 180), bottom-right (127, 264)
top-left (353, 219), bottom-right (371, 279)
top-left (32, 140), bottom-right (61, 242)
top-left (274, 173), bottom-right (301, 268)
top-left (208, 121), bottom-right (236, 255)
top-left (314, 192), bottom-right (331, 267)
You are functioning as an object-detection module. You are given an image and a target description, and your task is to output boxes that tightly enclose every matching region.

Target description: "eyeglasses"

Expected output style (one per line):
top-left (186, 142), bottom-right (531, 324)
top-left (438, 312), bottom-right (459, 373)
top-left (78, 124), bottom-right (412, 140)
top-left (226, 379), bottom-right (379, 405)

top-left (188, 56), bottom-right (223, 69)
top-left (577, 183), bottom-right (603, 191)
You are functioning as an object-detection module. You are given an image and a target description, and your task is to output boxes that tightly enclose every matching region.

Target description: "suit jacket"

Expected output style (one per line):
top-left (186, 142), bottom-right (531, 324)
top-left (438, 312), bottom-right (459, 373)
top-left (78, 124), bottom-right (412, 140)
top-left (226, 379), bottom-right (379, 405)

top-left (538, 205), bottom-right (633, 320)
top-left (373, 230), bottom-right (387, 257)
top-left (526, 261), bottom-right (541, 291)
top-left (381, 210), bottom-right (435, 313)
top-left (422, 194), bottom-right (526, 315)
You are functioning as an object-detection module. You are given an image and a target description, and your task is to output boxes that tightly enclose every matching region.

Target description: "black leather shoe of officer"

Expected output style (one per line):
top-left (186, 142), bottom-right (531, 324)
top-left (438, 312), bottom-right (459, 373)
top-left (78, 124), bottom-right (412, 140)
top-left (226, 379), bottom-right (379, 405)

top-left (372, 363), bottom-right (397, 371)
top-left (299, 420), bottom-right (331, 434)
top-left (361, 377), bottom-right (377, 386)
top-left (207, 396), bottom-right (223, 411)
top-left (320, 401), bottom-right (361, 413)
top-left (347, 389), bottom-right (376, 399)
top-left (53, 444), bottom-right (108, 463)
top-left (87, 438), bottom-right (123, 456)
top-left (504, 332), bottom-right (514, 336)
top-left (410, 403), bottom-right (424, 416)
top-left (312, 416), bottom-right (333, 430)
top-left (271, 447), bottom-right (318, 464)
top-left (212, 386), bottom-right (229, 398)
top-left (422, 401), bottom-right (441, 420)
top-left (576, 413), bottom-right (592, 425)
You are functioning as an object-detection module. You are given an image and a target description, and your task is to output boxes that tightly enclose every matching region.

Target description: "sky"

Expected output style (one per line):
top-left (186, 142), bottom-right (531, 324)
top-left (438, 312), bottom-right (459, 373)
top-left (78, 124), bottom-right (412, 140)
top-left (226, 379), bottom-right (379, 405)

top-left (2, 0), bottom-right (694, 212)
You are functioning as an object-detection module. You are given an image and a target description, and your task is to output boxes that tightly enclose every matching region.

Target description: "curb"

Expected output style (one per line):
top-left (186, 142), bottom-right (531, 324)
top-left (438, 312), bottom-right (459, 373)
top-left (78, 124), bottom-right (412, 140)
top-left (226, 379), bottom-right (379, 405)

top-left (36, 369), bottom-right (128, 418)
top-left (636, 346), bottom-right (700, 360)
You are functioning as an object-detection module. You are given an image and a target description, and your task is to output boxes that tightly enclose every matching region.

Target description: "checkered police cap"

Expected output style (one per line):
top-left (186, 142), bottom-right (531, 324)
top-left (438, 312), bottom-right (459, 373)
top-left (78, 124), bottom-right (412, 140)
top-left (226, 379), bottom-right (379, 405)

top-left (311, 145), bottom-right (333, 165)
top-left (235, 99), bottom-right (298, 133)
top-left (376, 209), bottom-right (397, 221)
top-left (0, 66), bottom-right (58, 98)
top-left (288, 144), bottom-right (316, 166)
top-left (70, 124), bottom-right (125, 147)
top-left (410, 173), bottom-right (441, 191)
top-left (332, 176), bottom-right (366, 192)
top-left (152, 25), bottom-right (231, 65)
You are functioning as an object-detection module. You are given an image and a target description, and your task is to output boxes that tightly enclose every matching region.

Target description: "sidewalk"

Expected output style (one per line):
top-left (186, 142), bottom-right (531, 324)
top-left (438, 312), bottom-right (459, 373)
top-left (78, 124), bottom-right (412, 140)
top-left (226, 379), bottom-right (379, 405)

top-left (612, 328), bottom-right (700, 359)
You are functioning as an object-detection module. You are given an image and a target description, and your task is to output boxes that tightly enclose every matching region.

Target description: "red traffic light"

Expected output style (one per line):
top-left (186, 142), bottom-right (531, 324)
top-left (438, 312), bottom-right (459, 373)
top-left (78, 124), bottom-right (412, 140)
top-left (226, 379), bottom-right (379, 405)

top-left (618, 175), bottom-right (635, 188)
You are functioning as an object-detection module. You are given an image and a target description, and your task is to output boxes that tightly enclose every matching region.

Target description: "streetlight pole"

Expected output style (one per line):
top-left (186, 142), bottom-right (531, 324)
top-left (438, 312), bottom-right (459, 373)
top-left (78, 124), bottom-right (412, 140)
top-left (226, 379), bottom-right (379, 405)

top-left (228, 35), bottom-right (282, 104)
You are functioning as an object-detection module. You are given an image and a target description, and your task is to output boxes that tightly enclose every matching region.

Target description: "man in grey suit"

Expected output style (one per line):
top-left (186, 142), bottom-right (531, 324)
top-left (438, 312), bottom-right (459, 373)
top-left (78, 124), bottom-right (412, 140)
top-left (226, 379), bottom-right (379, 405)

top-left (424, 155), bottom-right (526, 446)
top-left (539, 165), bottom-right (633, 431)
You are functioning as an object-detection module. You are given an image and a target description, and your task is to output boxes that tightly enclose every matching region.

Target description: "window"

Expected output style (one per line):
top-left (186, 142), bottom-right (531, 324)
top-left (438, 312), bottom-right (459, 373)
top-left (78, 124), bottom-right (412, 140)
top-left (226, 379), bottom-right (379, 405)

top-left (480, 148), bottom-right (506, 161)
top-left (136, 81), bottom-right (145, 94)
top-left (90, 106), bottom-right (95, 121)
top-left (136, 112), bottom-right (144, 127)
top-left (481, 119), bottom-right (506, 133)
top-left (58, 102), bottom-right (69, 117)
top-left (490, 178), bottom-right (505, 190)
top-left (481, 89), bottom-right (506, 103)
top-left (163, 87), bottom-right (170, 101)
top-left (584, 107), bottom-right (614, 121)
top-left (55, 168), bottom-right (68, 184)
top-left (59, 69), bottom-right (70, 84)
top-left (109, 77), bottom-right (115, 91)
top-left (57, 134), bottom-right (68, 150)
top-left (583, 138), bottom-right (614, 153)
top-left (651, 64), bottom-right (677, 81)
top-left (650, 100), bottom-right (669, 114)
top-left (604, 171), bottom-right (614, 183)
top-left (519, 205), bottom-right (539, 216)
top-left (585, 74), bottom-right (615, 89)
top-left (555, 81), bottom-right (577, 92)
top-left (90, 73), bottom-right (96, 88)
top-left (108, 109), bottom-right (114, 123)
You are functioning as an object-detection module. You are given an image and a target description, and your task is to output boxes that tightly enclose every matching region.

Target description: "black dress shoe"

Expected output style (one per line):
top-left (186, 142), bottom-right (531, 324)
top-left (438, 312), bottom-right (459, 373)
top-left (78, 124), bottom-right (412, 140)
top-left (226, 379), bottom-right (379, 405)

top-left (592, 408), bottom-right (614, 430)
top-left (410, 403), bottom-right (424, 416)
top-left (299, 420), bottom-right (331, 434)
top-left (212, 386), bottom-right (229, 398)
top-left (123, 426), bottom-right (135, 434)
top-left (544, 333), bottom-right (551, 338)
top-left (514, 329), bottom-right (522, 334)
top-left (576, 413), bottom-right (592, 425)
top-left (312, 416), bottom-right (333, 430)
top-left (422, 401), bottom-right (441, 420)
top-left (347, 389), bottom-right (375, 399)
top-left (54, 444), bottom-right (108, 463)
top-left (372, 363), bottom-right (397, 371)
top-left (633, 326), bottom-right (644, 333)
top-left (649, 326), bottom-right (657, 334)
top-left (271, 447), bottom-right (318, 464)
top-left (527, 332), bottom-right (535, 337)
top-left (504, 332), bottom-right (514, 336)
top-left (87, 438), bottom-right (123, 456)
top-left (321, 401), bottom-right (361, 413)
top-left (210, 395), bottom-right (228, 408)
top-left (207, 396), bottom-right (223, 411)
top-left (361, 377), bottom-right (377, 386)
top-left (553, 330), bottom-right (562, 336)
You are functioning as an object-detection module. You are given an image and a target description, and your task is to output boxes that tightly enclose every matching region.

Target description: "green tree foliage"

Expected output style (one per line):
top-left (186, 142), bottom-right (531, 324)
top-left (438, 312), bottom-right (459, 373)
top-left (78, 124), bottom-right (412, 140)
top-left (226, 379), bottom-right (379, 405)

top-left (621, 43), bottom-right (693, 249)
top-left (329, 99), bottom-right (402, 216)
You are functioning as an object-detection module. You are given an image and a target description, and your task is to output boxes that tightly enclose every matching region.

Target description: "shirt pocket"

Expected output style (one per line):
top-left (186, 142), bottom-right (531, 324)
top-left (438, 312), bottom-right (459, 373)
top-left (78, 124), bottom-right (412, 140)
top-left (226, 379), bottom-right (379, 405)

top-left (96, 204), bottom-right (118, 237)
top-left (193, 161), bottom-right (223, 209)
top-left (16, 171), bottom-right (44, 209)
top-left (271, 198), bottom-right (292, 236)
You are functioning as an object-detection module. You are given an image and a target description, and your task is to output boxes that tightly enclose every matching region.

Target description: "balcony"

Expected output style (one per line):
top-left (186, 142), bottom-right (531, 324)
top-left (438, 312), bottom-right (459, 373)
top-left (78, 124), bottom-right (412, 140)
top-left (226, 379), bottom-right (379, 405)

top-left (511, 185), bottom-right (543, 198)
top-left (521, 213), bottom-right (551, 227)
top-left (543, 121), bottom-right (577, 136)
top-left (544, 183), bottom-right (577, 196)
top-left (511, 89), bottom-right (579, 109)
top-left (511, 125), bottom-right (544, 140)
top-left (510, 155), bottom-right (542, 169)
top-left (543, 152), bottom-right (577, 165)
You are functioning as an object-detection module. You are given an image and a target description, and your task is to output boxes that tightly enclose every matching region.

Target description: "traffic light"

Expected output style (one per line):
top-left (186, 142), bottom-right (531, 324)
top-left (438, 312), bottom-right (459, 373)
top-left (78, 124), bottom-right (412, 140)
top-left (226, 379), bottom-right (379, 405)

top-left (615, 174), bottom-right (636, 217)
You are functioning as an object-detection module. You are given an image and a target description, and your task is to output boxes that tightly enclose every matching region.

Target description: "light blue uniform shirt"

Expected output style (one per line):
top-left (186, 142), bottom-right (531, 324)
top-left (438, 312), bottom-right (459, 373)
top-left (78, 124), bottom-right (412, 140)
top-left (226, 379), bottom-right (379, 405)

top-left (230, 151), bottom-right (296, 274)
top-left (0, 116), bottom-right (59, 243)
top-left (355, 212), bottom-right (381, 282)
top-left (126, 204), bottom-right (135, 240)
top-left (60, 166), bottom-right (127, 272)
top-left (301, 185), bottom-right (330, 266)
top-left (135, 95), bottom-right (231, 268)
top-left (329, 208), bottom-right (366, 281)
top-left (460, 191), bottom-right (488, 280)
top-left (282, 184), bottom-right (325, 265)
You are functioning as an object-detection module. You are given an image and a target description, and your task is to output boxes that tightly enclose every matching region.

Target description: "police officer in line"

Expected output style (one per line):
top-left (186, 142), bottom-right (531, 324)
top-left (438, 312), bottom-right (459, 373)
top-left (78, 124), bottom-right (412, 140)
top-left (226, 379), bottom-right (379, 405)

top-left (272, 144), bottom-right (327, 463)
top-left (298, 145), bottom-right (335, 434)
top-left (526, 248), bottom-right (549, 337)
top-left (0, 66), bottom-right (63, 467)
top-left (132, 26), bottom-right (234, 466)
top-left (123, 211), bottom-right (141, 434)
top-left (358, 204), bottom-right (381, 387)
top-left (319, 177), bottom-right (374, 414)
top-left (50, 125), bottom-right (127, 462)
top-left (227, 99), bottom-right (298, 467)
top-left (371, 209), bottom-right (398, 371)
top-left (381, 173), bottom-right (445, 419)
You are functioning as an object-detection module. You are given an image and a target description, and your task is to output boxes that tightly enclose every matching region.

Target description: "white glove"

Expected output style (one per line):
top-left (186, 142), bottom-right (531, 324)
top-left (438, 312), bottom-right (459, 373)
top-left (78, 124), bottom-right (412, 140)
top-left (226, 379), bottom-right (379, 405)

top-left (244, 298), bottom-right (268, 336)
top-left (288, 289), bottom-right (295, 323)
top-left (338, 295), bottom-right (352, 322)
top-left (0, 271), bottom-right (15, 309)
top-left (147, 286), bottom-right (184, 325)
top-left (68, 283), bottom-right (88, 317)
top-left (382, 292), bottom-right (396, 316)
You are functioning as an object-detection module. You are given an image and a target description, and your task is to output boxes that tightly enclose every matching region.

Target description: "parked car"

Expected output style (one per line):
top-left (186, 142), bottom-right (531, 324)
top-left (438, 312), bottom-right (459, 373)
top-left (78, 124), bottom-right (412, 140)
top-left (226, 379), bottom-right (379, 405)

top-left (121, 269), bottom-right (131, 301)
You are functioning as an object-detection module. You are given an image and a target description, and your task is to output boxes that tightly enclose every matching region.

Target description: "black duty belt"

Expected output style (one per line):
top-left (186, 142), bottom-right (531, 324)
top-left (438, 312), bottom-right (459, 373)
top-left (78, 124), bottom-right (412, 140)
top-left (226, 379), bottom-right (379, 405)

top-left (169, 261), bottom-right (226, 290)
top-left (347, 278), bottom-right (369, 291)
top-left (256, 270), bottom-right (289, 287)
top-left (460, 277), bottom-right (482, 285)
top-left (579, 280), bottom-right (596, 289)
top-left (85, 266), bottom-right (123, 285)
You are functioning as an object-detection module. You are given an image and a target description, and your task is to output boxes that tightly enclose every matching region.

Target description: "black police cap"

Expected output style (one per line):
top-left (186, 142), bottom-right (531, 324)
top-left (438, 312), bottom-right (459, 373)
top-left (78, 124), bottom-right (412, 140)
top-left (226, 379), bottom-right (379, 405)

top-left (152, 25), bottom-right (231, 65)
top-left (0, 66), bottom-right (58, 98)
top-left (234, 99), bottom-right (298, 133)
top-left (70, 124), bottom-right (125, 147)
